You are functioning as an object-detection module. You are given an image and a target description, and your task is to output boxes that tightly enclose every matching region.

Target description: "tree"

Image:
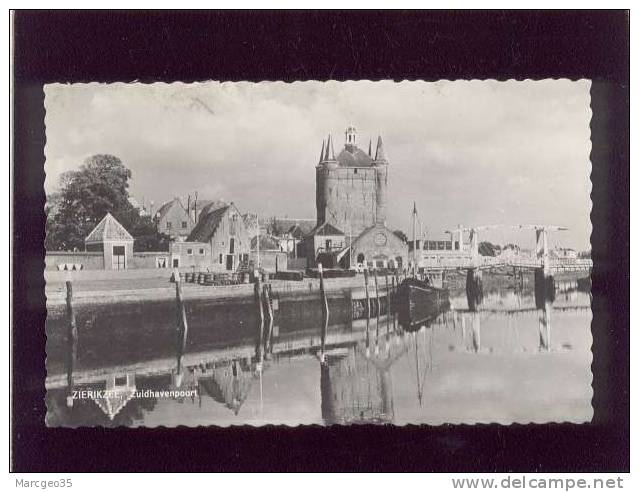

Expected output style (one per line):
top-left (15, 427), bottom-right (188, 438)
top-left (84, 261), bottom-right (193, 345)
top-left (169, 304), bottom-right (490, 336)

top-left (46, 154), bottom-right (164, 251)
top-left (130, 216), bottom-right (170, 251)
top-left (478, 241), bottom-right (501, 257)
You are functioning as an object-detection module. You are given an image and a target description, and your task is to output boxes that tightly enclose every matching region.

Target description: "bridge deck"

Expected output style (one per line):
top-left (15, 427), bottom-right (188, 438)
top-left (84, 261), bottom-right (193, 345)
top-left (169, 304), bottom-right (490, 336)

top-left (419, 258), bottom-right (592, 273)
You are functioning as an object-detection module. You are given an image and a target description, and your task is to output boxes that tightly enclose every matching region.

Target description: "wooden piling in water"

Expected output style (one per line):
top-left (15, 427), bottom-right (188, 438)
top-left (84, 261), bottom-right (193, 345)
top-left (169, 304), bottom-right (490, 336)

top-left (385, 273), bottom-right (391, 317)
top-left (373, 269), bottom-right (381, 337)
top-left (262, 283), bottom-right (274, 356)
top-left (254, 274), bottom-right (264, 365)
top-left (373, 270), bottom-right (380, 318)
top-left (318, 263), bottom-right (329, 362)
top-left (363, 269), bottom-right (371, 320)
top-left (65, 281), bottom-right (78, 407)
top-left (391, 275), bottom-right (396, 307)
top-left (175, 277), bottom-right (189, 376)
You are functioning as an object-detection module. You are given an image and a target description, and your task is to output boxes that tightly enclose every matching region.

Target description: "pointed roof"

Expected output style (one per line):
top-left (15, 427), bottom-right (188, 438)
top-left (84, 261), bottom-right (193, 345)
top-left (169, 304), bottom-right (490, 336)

top-left (350, 224), bottom-right (407, 250)
top-left (93, 382), bottom-right (136, 421)
top-left (368, 139), bottom-right (372, 157)
top-left (336, 147), bottom-right (373, 167)
top-left (307, 222), bottom-right (345, 237)
top-left (155, 197), bottom-right (188, 222)
top-left (270, 217), bottom-right (316, 237)
top-left (199, 363), bottom-right (254, 416)
top-left (325, 134), bottom-right (336, 161)
top-left (319, 140), bottom-right (325, 163)
top-left (374, 135), bottom-right (387, 162)
top-left (287, 221), bottom-right (316, 239)
top-left (187, 205), bottom-right (231, 242)
top-left (85, 213), bottom-right (134, 244)
top-left (191, 199), bottom-right (214, 212)
top-left (198, 199), bottom-right (228, 217)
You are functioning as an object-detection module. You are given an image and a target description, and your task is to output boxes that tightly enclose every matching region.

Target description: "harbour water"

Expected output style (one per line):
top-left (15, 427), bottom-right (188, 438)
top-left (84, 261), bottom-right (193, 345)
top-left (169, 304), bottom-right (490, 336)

top-left (45, 278), bottom-right (593, 427)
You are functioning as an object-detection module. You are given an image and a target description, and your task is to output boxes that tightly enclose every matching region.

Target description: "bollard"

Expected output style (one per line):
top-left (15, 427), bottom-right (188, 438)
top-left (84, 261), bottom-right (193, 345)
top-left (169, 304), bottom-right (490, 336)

top-left (65, 281), bottom-right (78, 408)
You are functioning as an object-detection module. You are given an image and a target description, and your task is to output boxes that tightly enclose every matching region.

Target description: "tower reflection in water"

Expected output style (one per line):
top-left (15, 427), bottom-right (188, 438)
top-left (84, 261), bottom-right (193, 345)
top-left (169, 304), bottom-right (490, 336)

top-left (46, 277), bottom-right (591, 427)
top-left (319, 313), bottom-right (436, 425)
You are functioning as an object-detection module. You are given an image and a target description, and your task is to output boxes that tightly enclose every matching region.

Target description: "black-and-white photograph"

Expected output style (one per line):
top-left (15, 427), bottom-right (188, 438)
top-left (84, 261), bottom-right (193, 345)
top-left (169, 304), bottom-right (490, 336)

top-left (43, 80), bottom-right (593, 427)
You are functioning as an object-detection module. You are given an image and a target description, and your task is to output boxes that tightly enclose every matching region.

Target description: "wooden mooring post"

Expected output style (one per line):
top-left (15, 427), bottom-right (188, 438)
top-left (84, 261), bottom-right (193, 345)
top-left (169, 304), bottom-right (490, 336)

top-left (363, 269), bottom-right (371, 320)
top-left (385, 273), bottom-right (390, 311)
top-left (318, 263), bottom-right (329, 363)
top-left (254, 272), bottom-right (265, 369)
top-left (175, 275), bottom-right (189, 381)
top-left (65, 281), bottom-right (78, 408)
top-left (385, 273), bottom-right (391, 333)
top-left (373, 269), bottom-right (380, 318)
top-left (373, 269), bottom-right (380, 337)
top-left (262, 283), bottom-right (274, 357)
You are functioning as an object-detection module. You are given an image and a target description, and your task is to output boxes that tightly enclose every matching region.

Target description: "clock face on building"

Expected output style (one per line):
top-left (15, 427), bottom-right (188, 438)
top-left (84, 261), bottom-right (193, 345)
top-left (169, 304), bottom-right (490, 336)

top-left (374, 232), bottom-right (387, 246)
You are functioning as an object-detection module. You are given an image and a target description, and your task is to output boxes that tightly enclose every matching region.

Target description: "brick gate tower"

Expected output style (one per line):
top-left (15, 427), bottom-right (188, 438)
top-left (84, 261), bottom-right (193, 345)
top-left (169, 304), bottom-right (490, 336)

top-left (315, 125), bottom-right (389, 238)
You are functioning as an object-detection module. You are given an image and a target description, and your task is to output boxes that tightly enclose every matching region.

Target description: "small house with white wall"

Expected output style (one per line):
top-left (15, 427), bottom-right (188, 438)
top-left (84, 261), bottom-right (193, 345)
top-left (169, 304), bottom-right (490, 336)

top-left (84, 213), bottom-right (135, 270)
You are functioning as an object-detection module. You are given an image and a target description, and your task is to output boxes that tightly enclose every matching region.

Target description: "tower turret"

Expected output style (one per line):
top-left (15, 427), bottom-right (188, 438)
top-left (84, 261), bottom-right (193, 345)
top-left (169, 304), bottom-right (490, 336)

top-left (373, 135), bottom-right (389, 226)
top-left (345, 125), bottom-right (357, 151)
top-left (374, 135), bottom-right (387, 163)
top-left (316, 134), bottom-right (338, 226)
top-left (324, 134), bottom-right (337, 168)
top-left (316, 126), bottom-right (388, 235)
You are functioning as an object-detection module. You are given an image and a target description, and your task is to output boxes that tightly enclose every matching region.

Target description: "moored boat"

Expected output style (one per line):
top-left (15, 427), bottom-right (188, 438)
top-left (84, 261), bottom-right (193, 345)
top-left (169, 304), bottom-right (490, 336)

top-left (396, 277), bottom-right (449, 328)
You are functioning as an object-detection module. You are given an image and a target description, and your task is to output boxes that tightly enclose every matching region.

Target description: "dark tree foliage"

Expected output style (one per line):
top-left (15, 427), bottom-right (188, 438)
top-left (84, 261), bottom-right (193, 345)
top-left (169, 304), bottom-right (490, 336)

top-left (478, 241), bottom-right (501, 257)
top-left (131, 216), bottom-right (170, 252)
top-left (45, 154), bottom-right (165, 252)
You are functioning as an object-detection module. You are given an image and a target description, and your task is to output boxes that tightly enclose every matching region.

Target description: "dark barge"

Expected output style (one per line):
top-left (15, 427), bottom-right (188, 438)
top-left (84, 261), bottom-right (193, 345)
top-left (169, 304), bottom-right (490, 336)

top-left (396, 277), bottom-right (450, 329)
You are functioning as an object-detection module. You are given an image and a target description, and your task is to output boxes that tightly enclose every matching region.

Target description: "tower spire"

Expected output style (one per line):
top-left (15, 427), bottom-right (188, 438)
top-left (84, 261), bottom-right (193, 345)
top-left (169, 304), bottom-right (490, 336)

top-left (368, 139), bottom-right (372, 157)
top-left (327, 134), bottom-right (336, 160)
top-left (319, 140), bottom-right (325, 163)
top-left (375, 135), bottom-right (387, 161)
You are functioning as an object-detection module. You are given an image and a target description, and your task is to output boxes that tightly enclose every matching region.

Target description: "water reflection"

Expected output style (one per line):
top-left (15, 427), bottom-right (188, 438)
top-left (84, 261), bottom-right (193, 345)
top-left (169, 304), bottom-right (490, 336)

top-left (45, 279), bottom-right (593, 427)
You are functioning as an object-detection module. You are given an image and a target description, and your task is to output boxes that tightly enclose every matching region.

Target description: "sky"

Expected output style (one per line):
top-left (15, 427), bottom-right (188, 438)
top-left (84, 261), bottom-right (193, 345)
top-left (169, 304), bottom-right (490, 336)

top-left (44, 80), bottom-right (592, 250)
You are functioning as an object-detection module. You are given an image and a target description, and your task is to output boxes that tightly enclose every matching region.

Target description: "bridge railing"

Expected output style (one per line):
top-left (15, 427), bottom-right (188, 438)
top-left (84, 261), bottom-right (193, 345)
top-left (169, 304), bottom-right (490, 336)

top-left (418, 254), bottom-right (592, 271)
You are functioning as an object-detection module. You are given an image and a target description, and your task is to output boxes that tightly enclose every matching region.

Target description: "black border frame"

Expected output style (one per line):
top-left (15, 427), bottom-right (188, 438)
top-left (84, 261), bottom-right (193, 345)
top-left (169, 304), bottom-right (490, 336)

top-left (12, 10), bottom-right (630, 472)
